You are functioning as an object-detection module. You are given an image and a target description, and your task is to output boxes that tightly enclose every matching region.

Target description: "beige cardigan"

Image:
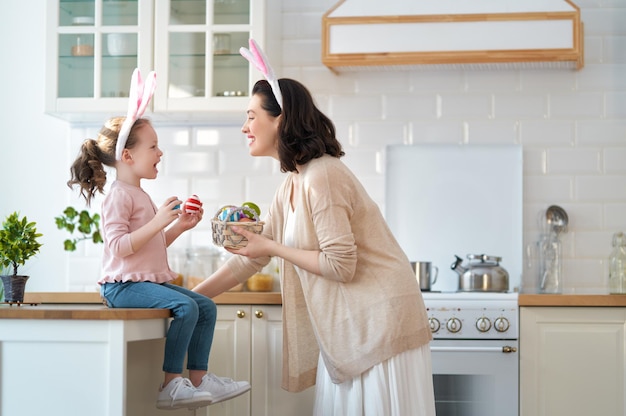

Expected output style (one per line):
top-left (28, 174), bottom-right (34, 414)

top-left (225, 155), bottom-right (432, 392)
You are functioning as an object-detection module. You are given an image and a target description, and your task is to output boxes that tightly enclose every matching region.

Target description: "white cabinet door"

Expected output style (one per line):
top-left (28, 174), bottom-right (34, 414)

top-left (46, 0), bottom-right (154, 119)
top-left (202, 305), bottom-right (252, 416)
top-left (251, 306), bottom-right (316, 416)
top-left (520, 307), bottom-right (626, 416)
top-left (200, 305), bottom-right (315, 416)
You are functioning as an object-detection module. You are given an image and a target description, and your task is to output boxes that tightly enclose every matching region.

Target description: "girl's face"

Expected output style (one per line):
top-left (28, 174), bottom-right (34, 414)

top-left (242, 94), bottom-right (280, 158)
top-left (126, 124), bottom-right (163, 181)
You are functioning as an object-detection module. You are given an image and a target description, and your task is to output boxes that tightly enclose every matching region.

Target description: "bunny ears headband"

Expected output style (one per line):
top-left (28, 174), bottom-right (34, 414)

top-left (239, 39), bottom-right (282, 110)
top-left (115, 68), bottom-right (157, 161)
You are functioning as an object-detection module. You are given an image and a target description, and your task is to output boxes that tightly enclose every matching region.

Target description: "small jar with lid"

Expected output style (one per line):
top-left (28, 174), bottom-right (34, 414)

top-left (71, 16), bottom-right (94, 56)
top-left (608, 231), bottom-right (626, 294)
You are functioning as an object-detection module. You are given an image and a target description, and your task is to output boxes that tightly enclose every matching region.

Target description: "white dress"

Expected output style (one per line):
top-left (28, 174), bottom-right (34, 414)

top-left (285, 207), bottom-right (437, 416)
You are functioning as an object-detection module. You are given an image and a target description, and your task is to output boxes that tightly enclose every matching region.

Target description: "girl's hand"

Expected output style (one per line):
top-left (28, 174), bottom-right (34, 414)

top-left (177, 206), bottom-right (203, 230)
top-left (154, 197), bottom-right (183, 229)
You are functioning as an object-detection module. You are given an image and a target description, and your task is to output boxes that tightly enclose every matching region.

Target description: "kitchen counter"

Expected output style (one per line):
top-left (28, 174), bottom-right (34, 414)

top-left (0, 290), bottom-right (281, 415)
top-left (519, 293), bottom-right (626, 307)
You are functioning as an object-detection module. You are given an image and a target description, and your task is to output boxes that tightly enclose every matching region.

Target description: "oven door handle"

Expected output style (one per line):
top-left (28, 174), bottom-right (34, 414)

top-left (430, 346), bottom-right (518, 353)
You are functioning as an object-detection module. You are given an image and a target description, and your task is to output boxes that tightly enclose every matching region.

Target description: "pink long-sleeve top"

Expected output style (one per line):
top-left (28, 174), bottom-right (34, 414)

top-left (98, 180), bottom-right (176, 284)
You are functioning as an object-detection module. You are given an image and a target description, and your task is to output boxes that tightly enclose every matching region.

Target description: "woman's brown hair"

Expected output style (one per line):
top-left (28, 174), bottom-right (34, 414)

top-left (252, 79), bottom-right (344, 173)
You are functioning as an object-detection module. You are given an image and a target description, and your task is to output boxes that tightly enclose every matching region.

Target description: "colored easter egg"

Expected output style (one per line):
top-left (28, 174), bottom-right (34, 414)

top-left (183, 194), bottom-right (202, 214)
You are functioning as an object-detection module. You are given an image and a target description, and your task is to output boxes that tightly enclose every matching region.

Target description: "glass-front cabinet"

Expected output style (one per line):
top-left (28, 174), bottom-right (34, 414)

top-left (46, 0), bottom-right (275, 121)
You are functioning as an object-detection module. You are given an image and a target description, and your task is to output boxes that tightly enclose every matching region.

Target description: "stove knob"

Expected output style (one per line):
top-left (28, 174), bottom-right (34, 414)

top-left (428, 317), bottom-right (441, 333)
top-left (476, 317), bottom-right (492, 332)
top-left (494, 317), bottom-right (510, 332)
top-left (446, 317), bottom-right (462, 333)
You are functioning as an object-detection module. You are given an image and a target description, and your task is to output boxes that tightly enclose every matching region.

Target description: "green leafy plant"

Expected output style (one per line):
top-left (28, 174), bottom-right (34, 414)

top-left (55, 206), bottom-right (103, 251)
top-left (0, 212), bottom-right (43, 276)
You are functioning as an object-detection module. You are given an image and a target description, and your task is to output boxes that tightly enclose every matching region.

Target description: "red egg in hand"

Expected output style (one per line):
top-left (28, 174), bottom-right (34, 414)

top-left (183, 194), bottom-right (202, 214)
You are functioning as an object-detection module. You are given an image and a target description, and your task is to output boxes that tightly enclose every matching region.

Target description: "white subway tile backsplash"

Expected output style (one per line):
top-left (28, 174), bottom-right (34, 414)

top-left (495, 94), bottom-right (548, 118)
top-left (218, 149), bottom-right (273, 175)
top-left (524, 175), bottom-right (573, 202)
top-left (352, 121), bottom-right (407, 147)
top-left (549, 92), bottom-right (605, 118)
top-left (547, 148), bottom-right (601, 174)
top-left (604, 36), bottom-right (626, 62)
top-left (523, 148), bottom-right (546, 175)
top-left (520, 120), bottom-right (575, 146)
top-left (165, 151), bottom-right (218, 175)
top-left (576, 175), bottom-right (626, 201)
top-left (565, 203), bottom-right (604, 230)
top-left (582, 9), bottom-right (626, 35)
top-left (409, 121), bottom-right (464, 144)
top-left (605, 203), bottom-right (626, 229)
top-left (466, 120), bottom-right (519, 144)
top-left (439, 93), bottom-right (493, 118)
top-left (605, 92), bottom-right (626, 118)
top-left (577, 64), bottom-right (626, 90)
top-left (354, 71), bottom-right (412, 94)
top-left (578, 120), bottom-right (626, 145)
top-left (465, 70), bottom-right (521, 92)
top-left (409, 70), bottom-right (465, 92)
top-left (329, 95), bottom-right (382, 120)
top-left (604, 147), bottom-right (626, 172)
top-left (520, 70), bottom-right (577, 92)
top-left (574, 231), bottom-right (614, 257)
top-left (584, 36), bottom-right (604, 64)
top-left (383, 95), bottom-right (437, 121)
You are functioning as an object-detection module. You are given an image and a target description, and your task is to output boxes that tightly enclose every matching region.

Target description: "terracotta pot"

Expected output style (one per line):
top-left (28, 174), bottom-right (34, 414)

top-left (0, 275), bottom-right (29, 303)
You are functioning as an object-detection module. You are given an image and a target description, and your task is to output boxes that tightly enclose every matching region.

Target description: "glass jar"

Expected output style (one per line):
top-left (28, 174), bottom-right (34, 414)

top-left (609, 232), bottom-right (626, 294)
top-left (538, 232), bottom-right (562, 293)
top-left (184, 247), bottom-right (220, 290)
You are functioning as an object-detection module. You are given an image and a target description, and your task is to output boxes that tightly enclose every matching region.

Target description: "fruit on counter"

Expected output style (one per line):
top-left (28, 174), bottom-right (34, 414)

top-left (217, 202), bottom-right (261, 221)
top-left (183, 194), bottom-right (202, 214)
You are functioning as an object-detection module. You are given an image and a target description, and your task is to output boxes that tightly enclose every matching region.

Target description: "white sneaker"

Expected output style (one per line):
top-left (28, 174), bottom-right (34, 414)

top-left (156, 377), bottom-right (213, 410)
top-left (197, 373), bottom-right (251, 404)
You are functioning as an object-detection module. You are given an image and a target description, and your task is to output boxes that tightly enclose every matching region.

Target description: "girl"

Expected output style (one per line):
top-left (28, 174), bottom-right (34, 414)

top-left (68, 70), bottom-right (250, 410)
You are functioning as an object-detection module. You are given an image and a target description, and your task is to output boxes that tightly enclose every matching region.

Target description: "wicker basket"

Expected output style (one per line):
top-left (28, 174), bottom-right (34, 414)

top-left (211, 206), bottom-right (264, 249)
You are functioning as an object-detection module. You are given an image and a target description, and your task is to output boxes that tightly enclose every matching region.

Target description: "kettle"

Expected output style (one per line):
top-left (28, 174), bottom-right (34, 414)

top-left (451, 254), bottom-right (509, 292)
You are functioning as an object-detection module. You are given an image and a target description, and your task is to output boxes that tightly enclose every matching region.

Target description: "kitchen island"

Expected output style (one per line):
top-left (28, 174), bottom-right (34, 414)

top-left (0, 291), bottom-right (282, 416)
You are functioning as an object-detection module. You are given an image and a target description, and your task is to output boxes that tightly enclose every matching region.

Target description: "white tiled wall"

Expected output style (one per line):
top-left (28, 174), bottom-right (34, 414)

top-left (68, 0), bottom-right (626, 294)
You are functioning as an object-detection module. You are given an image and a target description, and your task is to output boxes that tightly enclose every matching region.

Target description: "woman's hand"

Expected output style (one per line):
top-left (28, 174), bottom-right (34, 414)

top-left (227, 226), bottom-right (276, 259)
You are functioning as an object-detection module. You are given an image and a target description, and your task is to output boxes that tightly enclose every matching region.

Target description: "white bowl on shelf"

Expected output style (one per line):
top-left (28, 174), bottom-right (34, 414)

top-left (106, 33), bottom-right (137, 56)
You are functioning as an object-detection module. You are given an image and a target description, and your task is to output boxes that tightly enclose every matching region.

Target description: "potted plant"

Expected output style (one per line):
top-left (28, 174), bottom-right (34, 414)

top-left (55, 206), bottom-right (102, 251)
top-left (0, 212), bottom-right (43, 303)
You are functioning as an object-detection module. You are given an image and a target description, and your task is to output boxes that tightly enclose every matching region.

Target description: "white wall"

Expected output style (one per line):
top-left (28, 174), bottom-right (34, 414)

top-left (1, 0), bottom-right (624, 294)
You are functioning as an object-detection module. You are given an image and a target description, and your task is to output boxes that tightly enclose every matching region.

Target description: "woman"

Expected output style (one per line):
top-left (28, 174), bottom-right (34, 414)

top-left (194, 78), bottom-right (435, 415)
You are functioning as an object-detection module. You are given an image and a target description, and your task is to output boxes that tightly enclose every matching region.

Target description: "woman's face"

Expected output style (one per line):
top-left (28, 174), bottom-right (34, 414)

top-left (242, 94), bottom-right (280, 158)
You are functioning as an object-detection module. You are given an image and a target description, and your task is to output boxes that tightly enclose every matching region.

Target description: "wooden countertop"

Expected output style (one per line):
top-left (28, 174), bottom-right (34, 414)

top-left (14, 291), bottom-right (282, 305)
top-left (519, 294), bottom-right (626, 307)
top-left (0, 291), bottom-right (282, 320)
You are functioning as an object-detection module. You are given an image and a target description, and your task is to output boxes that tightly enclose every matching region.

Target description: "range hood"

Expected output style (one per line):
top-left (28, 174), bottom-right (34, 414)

top-left (322, 0), bottom-right (584, 71)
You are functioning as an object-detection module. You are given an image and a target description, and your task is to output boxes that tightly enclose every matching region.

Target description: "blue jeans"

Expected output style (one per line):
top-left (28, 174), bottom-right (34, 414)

top-left (101, 281), bottom-right (217, 374)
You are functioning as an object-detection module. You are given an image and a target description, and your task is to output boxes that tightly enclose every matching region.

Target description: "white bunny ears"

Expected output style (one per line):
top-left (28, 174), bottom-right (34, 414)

top-left (239, 39), bottom-right (282, 110)
top-left (115, 68), bottom-right (157, 161)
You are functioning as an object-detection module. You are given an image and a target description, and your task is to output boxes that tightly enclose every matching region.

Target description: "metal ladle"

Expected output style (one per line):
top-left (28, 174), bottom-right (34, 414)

top-left (546, 205), bottom-right (569, 235)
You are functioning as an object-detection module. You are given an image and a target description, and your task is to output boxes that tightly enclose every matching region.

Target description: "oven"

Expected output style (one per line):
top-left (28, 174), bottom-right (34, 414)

top-left (424, 292), bottom-right (519, 416)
